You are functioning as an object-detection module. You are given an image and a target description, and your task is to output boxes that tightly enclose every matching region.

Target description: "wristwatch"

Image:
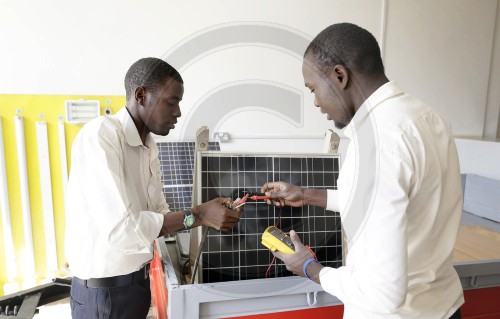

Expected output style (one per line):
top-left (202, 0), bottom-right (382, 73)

top-left (183, 209), bottom-right (196, 229)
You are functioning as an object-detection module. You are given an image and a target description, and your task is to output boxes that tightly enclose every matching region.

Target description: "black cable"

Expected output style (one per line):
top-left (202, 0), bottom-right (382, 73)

top-left (190, 226), bottom-right (209, 284)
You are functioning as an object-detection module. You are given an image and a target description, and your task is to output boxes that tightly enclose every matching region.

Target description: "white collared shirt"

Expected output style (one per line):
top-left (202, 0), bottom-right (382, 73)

top-left (64, 108), bottom-right (167, 279)
top-left (323, 82), bottom-right (464, 318)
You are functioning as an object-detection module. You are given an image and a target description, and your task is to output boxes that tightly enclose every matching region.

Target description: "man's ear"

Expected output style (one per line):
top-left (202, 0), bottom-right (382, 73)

top-left (329, 65), bottom-right (349, 89)
top-left (134, 86), bottom-right (146, 106)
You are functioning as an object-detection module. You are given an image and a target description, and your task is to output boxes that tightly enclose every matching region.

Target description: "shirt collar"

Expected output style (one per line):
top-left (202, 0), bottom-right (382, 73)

top-left (117, 108), bottom-right (159, 156)
top-left (364, 81), bottom-right (404, 112)
top-left (341, 81), bottom-right (404, 139)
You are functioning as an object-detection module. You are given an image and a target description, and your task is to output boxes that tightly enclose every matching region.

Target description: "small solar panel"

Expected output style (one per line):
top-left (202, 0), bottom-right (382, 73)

top-left (157, 141), bottom-right (220, 211)
top-left (198, 153), bottom-right (342, 283)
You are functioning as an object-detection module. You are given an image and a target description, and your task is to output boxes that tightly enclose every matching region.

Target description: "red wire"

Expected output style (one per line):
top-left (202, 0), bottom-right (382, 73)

top-left (265, 210), bottom-right (320, 278)
top-left (265, 203), bottom-right (317, 279)
top-left (266, 208), bottom-right (282, 279)
top-left (305, 245), bottom-right (318, 260)
top-left (265, 256), bottom-right (276, 278)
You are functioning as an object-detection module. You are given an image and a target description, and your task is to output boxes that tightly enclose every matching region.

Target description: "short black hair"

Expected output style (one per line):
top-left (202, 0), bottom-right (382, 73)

top-left (124, 57), bottom-right (183, 101)
top-left (305, 23), bottom-right (384, 77)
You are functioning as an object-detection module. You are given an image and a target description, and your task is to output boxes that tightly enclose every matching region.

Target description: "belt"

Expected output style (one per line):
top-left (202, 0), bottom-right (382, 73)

top-left (73, 265), bottom-right (149, 288)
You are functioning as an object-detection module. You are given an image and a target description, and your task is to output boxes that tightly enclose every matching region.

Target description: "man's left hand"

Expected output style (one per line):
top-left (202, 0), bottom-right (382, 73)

top-left (273, 230), bottom-right (321, 283)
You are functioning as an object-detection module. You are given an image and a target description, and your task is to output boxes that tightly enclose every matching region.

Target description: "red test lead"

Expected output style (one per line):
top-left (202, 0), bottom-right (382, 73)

top-left (237, 193), bottom-right (250, 205)
top-left (250, 195), bottom-right (270, 201)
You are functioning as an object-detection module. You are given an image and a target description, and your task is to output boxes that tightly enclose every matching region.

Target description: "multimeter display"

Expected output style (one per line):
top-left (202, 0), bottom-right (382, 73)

top-left (261, 226), bottom-right (295, 254)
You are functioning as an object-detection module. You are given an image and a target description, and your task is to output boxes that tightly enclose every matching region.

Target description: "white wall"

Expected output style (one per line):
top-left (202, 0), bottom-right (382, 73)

top-left (385, 0), bottom-right (499, 138)
top-left (1, 0), bottom-right (499, 154)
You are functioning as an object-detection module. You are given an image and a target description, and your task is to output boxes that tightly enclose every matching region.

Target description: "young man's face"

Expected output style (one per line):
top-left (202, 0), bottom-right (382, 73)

top-left (302, 55), bottom-right (353, 129)
top-left (143, 77), bottom-right (184, 136)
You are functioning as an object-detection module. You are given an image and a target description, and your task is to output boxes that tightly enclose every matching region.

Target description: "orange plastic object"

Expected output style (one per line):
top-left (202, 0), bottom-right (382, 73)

top-left (150, 243), bottom-right (168, 319)
top-left (250, 195), bottom-right (270, 201)
top-left (238, 193), bottom-right (250, 204)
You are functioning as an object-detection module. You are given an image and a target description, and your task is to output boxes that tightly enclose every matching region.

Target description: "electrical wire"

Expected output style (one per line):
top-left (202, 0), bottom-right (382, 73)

top-left (190, 226), bottom-right (209, 284)
top-left (265, 256), bottom-right (276, 278)
top-left (305, 245), bottom-right (318, 260)
top-left (190, 196), bottom-right (244, 284)
top-left (264, 208), bottom-right (318, 278)
top-left (265, 207), bottom-right (282, 278)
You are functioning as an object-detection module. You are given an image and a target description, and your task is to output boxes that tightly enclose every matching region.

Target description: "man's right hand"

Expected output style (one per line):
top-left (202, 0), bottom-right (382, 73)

top-left (261, 181), bottom-right (306, 207)
top-left (195, 198), bottom-right (241, 232)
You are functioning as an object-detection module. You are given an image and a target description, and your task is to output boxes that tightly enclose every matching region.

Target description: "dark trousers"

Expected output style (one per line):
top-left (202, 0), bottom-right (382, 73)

top-left (70, 275), bottom-right (151, 319)
top-left (449, 308), bottom-right (461, 319)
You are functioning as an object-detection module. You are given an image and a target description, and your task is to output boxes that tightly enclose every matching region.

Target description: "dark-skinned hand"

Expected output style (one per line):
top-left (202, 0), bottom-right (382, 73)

top-left (273, 230), bottom-right (319, 279)
top-left (261, 181), bottom-right (305, 207)
top-left (196, 197), bottom-right (241, 232)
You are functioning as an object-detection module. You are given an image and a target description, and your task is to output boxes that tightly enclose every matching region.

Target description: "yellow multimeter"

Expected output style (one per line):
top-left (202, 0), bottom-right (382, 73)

top-left (261, 226), bottom-right (295, 254)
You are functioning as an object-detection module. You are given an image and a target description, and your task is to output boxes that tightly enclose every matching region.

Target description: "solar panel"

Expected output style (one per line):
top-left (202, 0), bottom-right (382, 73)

top-left (197, 153), bottom-right (342, 283)
top-left (157, 141), bottom-right (220, 211)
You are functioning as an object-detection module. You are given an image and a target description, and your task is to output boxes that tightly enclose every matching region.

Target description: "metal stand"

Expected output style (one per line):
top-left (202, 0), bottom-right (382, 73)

top-left (0, 278), bottom-right (71, 318)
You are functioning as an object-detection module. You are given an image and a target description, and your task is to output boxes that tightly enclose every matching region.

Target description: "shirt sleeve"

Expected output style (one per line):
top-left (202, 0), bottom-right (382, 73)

top-left (74, 124), bottom-right (163, 254)
top-left (326, 189), bottom-right (340, 212)
top-left (153, 153), bottom-right (171, 215)
top-left (319, 145), bottom-right (412, 314)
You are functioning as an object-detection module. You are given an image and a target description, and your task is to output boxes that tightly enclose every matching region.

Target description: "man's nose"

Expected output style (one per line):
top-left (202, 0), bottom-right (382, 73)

top-left (174, 104), bottom-right (181, 118)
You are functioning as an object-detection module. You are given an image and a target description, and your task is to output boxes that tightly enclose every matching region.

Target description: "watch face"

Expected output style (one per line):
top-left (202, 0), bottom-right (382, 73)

top-left (184, 214), bottom-right (195, 228)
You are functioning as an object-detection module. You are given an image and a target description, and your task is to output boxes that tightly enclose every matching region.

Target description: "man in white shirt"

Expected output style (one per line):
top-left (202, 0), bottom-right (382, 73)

top-left (262, 23), bottom-right (463, 319)
top-left (65, 57), bottom-right (241, 319)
